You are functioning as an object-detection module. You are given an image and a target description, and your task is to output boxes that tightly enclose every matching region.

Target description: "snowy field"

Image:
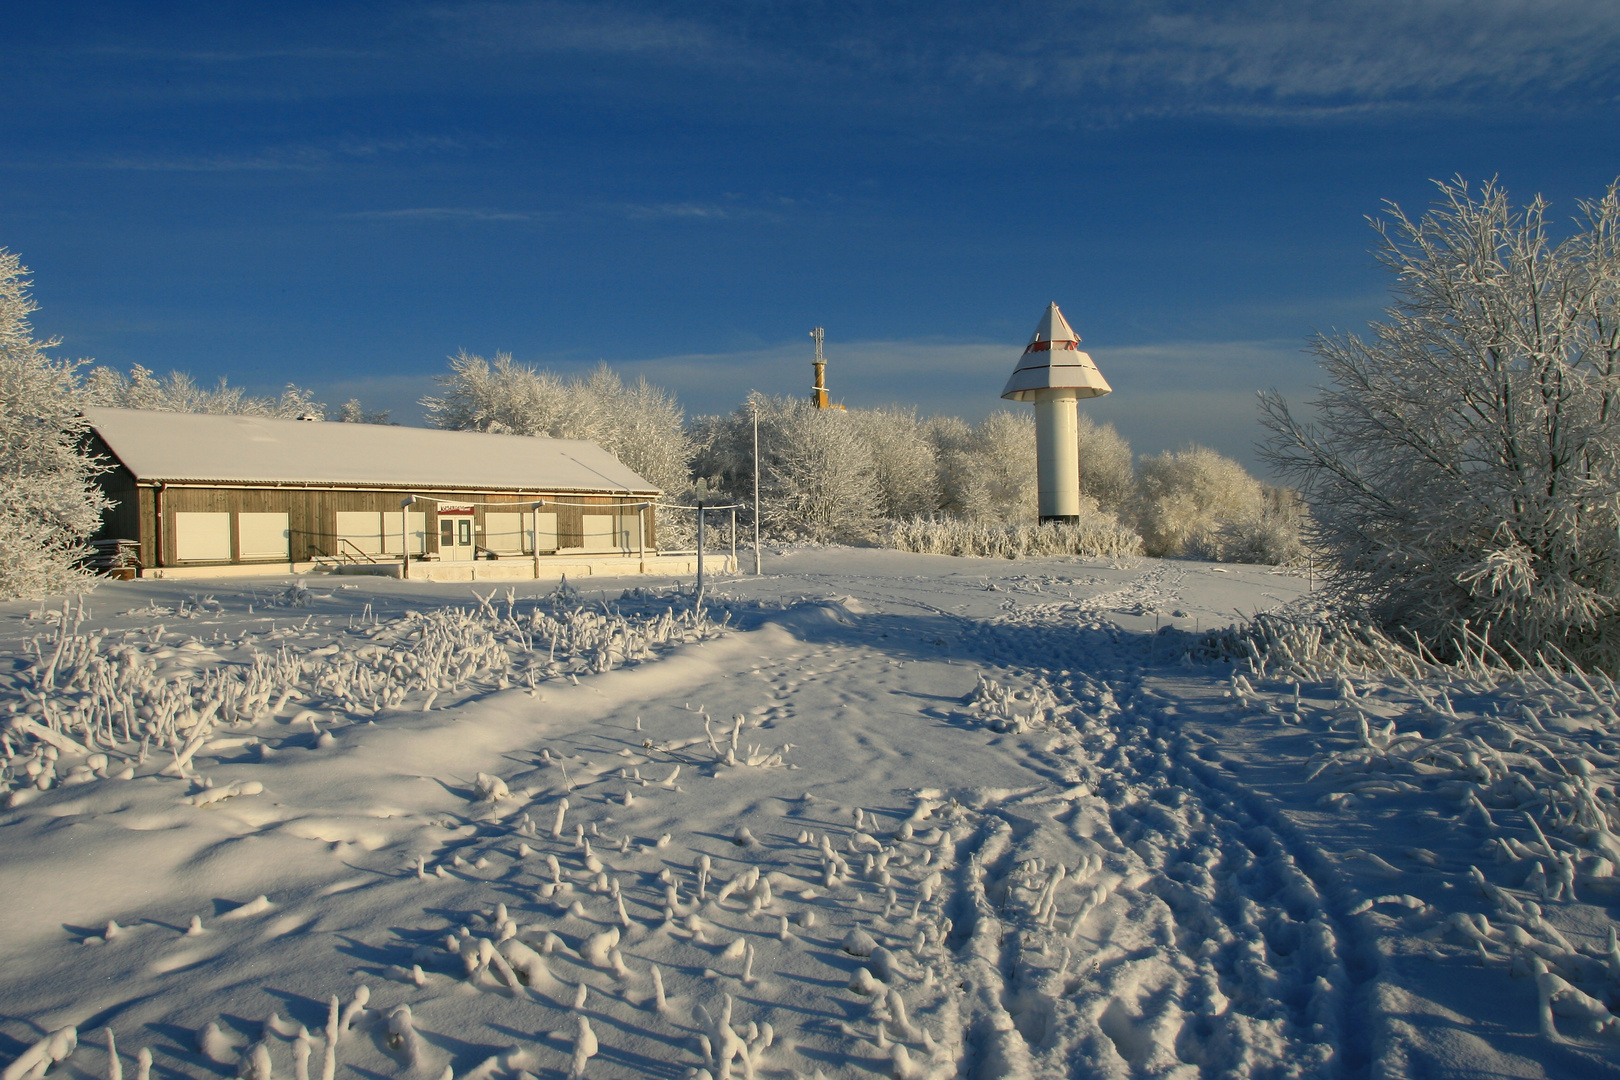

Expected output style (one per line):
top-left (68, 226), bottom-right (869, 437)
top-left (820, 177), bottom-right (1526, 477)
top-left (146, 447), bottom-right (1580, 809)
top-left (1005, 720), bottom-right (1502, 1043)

top-left (3, 548), bottom-right (1620, 1080)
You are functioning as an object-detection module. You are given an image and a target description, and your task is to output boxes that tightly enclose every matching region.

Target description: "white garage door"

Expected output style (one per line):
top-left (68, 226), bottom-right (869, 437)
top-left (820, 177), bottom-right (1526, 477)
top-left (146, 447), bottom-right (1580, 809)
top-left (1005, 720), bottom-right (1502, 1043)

top-left (238, 513), bottom-right (290, 559)
top-left (383, 512), bottom-right (427, 556)
top-left (582, 514), bottom-right (640, 553)
top-left (175, 512), bottom-right (231, 562)
top-left (335, 511), bottom-right (383, 555)
top-left (483, 512), bottom-right (561, 554)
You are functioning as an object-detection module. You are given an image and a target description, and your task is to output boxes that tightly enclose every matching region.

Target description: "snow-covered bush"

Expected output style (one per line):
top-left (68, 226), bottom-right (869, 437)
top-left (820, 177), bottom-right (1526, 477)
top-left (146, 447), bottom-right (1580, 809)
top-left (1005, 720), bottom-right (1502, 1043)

top-left (883, 505), bottom-right (1141, 559)
top-left (1132, 445), bottom-right (1268, 559)
top-left (82, 364), bottom-right (326, 419)
top-left (927, 409), bottom-right (1130, 523)
top-left (0, 250), bottom-right (108, 600)
top-left (1074, 413), bottom-right (1135, 516)
top-left (930, 410), bottom-right (1037, 522)
top-left (844, 406), bottom-right (942, 519)
top-left (1261, 178), bottom-right (1620, 671)
top-left (1213, 485), bottom-right (1311, 567)
top-left (748, 395), bottom-right (881, 542)
top-left (691, 395), bottom-right (882, 543)
top-left (339, 399), bottom-right (392, 424)
top-left (422, 353), bottom-right (689, 496)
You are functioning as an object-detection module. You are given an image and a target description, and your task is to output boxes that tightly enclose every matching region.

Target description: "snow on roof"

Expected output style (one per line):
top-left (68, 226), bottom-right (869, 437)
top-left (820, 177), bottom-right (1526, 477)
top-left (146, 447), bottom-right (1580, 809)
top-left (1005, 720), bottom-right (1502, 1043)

top-left (1001, 301), bottom-right (1112, 402)
top-left (84, 408), bottom-right (661, 494)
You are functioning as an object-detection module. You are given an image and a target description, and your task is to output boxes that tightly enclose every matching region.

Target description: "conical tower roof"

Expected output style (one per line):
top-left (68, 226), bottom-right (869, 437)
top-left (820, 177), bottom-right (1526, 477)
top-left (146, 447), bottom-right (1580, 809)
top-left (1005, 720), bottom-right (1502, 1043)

top-left (1000, 302), bottom-right (1112, 401)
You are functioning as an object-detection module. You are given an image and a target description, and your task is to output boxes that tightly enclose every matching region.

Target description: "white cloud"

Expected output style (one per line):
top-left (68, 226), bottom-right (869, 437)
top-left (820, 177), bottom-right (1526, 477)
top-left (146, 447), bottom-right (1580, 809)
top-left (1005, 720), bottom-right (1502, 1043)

top-left (423, 1), bottom-right (717, 57)
top-left (424, 0), bottom-right (1620, 123)
top-left (345, 206), bottom-right (552, 222)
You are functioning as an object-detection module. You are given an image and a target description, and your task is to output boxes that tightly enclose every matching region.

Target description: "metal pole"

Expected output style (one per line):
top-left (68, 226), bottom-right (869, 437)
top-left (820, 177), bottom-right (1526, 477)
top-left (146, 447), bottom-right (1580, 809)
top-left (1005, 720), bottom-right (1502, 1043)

top-left (637, 503), bottom-right (645, 573)
top-left (696, 502), bottom-right (705, 601)
top-left (752, 403), bottom-right (762, 575)
top-left (532, 501), bottom-right (542, 580)
top-left (400, 495), bottom-right (415, 580)
top-left (730, 508), bottom-right (736, 574)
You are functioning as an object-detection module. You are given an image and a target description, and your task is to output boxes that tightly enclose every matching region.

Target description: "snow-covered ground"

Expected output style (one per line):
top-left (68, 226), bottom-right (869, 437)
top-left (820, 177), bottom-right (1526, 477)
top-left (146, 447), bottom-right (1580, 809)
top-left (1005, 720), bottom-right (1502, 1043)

top-left (3, 548), bottom-right (1619, 1080)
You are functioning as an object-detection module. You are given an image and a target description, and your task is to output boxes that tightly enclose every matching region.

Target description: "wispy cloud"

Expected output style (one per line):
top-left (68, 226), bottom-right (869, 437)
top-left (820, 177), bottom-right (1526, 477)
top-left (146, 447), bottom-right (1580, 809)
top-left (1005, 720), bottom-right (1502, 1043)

top-left (422, 1), bottom-right (716, 57)
top-left (606, 200), bottom-right (782, 223)
top-left (31, 134), bottom-right (476, 174)
top-left (423, 0), bottom-right (1620, 123)
top-left (75, 44), bottom-right (375, 63)
top-left (883, 0), bottom-right (1620, 121)
top-left (345, 206), bottom-right (552, 222)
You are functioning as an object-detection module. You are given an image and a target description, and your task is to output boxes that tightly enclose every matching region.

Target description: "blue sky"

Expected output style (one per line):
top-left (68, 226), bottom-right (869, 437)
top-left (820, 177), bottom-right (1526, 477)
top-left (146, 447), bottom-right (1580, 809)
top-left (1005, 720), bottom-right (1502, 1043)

top-left (6, 1), bottom-right (1620, 472)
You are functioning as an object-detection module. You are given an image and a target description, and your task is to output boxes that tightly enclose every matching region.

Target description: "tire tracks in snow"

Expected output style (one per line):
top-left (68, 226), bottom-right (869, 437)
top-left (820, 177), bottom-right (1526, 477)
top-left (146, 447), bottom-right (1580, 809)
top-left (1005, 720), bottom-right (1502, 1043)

top-left (934, 609), bottom-right (1368, 1079)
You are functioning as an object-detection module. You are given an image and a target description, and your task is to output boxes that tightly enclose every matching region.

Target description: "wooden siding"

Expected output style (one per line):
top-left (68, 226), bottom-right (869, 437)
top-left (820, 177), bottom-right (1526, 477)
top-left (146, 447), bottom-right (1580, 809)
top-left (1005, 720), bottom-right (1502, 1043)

top-left (94, 484), bottom-right (658, 567)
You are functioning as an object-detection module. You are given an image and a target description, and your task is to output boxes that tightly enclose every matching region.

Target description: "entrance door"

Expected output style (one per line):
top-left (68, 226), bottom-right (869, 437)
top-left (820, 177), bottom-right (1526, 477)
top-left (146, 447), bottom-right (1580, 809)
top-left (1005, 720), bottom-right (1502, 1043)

top-left (437, 507), bottom-right (476, 561)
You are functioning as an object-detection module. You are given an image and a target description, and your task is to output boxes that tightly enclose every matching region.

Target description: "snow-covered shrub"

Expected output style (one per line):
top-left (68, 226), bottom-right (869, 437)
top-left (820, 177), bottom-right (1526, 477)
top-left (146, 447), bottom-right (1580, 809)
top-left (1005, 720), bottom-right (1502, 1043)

top-left (1213, 485), bottom-right (1311, 567)
top-left (883, 504), bottom-right (1141, 560)
top-left (1132, 446), bottom-right (1272, 560)
top-left (844, 406), bottom-right (942, 519)
top-left (1261, 178), bottom-right (1620, 671)
top-left (927, 409), bottom-right (1129, 522)
top-left (423, 352), bottom-right (692, 545)
top-left (0, 250), bottom-right (108, 599)
top-left (693, 394), bottom-right (881, 543)
top-left (1074, 413), bottom-right (1134, 516)
top-left (930, 411), bottom-right (1037, 522)
top-left (338, 399), bottom-right (392, 424)
top-left (82, 364), bottom-right (326, 419)
top-left (422, 354), bottom-right (690, 496)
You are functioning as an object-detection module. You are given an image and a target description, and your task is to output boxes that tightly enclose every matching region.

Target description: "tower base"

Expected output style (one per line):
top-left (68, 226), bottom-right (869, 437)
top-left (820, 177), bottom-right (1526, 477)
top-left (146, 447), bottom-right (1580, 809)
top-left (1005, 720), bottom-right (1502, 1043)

top-left (1039, 515), bottom-right (1080, 525)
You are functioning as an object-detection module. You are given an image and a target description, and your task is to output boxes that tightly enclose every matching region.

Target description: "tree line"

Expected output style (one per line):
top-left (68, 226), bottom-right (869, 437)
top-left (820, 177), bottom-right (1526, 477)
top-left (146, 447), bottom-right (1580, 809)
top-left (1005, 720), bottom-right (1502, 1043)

top-left (7, 176), bottom-right (1620, 671)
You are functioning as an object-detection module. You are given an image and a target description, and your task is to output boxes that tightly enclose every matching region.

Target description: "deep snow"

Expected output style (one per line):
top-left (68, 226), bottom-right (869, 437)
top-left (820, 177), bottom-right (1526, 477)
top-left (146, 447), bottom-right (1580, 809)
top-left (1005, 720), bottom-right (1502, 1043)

top-left (2, 548), bottom-right (1618, 1080)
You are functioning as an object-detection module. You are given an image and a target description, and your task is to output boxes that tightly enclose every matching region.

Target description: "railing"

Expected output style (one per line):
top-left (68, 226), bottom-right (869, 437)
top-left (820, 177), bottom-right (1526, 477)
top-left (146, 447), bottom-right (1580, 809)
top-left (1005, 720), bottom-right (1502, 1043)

top-left (335, 539), bottom-right (382, 565)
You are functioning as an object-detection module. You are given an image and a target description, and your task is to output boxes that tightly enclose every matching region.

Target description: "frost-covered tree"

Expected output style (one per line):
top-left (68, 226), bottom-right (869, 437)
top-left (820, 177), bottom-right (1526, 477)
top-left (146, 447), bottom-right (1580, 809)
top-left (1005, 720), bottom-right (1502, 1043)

top-left (930, 411), bottom-right (1038, 522)
top-left (422, 352), bottom-right (690, 497)
top-left (1132, 445), bottom-right (1266, 559)
top-left (845, 406), bottom-right (941, 519)
top-left (694, 395), bottom-right (881, 543)
top-left (1075, 413), bottom-right (1134, 515)
top-left (421, 350), bottom-right (578, 439)
top-left (339, 398), bottom-right (392, 424)
top-left (83, 364), bottom-right (326, 419)
top-left (0, 250), bottom-right (108, 599)
top-left (1262, 177), bottom-right (1620, 669)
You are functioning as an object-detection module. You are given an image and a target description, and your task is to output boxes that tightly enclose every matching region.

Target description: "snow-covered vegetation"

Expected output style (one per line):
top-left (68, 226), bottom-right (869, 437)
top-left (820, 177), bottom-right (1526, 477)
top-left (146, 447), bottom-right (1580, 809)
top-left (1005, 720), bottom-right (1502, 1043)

top-left (6, 549), bottom-right (1620, 1079)
top-left (1132, 447), bottom-right (1308, 565)
top-left (423, 352), bottom-right (690, 500)
top-left (2, 583), bottom-right (727, 806)
top-left (0, 250), bottom-right (108, 601)
top-left (691, 393), bottom-right (1289, 562)
top-left (82, 365), bottom-right (327, 420)
top-left (1264, 177), bottom-right (1620, 672)
top-left (883, 510), bottom-right (1141, 560)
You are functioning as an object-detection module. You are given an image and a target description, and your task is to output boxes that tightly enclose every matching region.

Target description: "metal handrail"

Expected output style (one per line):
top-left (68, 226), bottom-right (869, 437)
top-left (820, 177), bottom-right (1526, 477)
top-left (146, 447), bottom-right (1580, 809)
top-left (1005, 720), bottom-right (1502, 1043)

top-left (335, 538), bottom-right (381, 565)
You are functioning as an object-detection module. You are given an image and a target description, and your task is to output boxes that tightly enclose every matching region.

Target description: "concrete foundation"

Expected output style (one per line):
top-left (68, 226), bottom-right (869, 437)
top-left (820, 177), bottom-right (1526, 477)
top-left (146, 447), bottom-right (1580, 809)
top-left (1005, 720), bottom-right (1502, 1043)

top-left (138, 553), bottom-right (735, 582)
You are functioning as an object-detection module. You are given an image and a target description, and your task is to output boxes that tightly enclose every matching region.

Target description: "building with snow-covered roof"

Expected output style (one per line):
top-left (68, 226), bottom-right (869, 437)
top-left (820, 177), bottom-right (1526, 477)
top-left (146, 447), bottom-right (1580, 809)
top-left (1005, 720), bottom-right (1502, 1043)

top-left (83, 408), bottom-right (704, 581)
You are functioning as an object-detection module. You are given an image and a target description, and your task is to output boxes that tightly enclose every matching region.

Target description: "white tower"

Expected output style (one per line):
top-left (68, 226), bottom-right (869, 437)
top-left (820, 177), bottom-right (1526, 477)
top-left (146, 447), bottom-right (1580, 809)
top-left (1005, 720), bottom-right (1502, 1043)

top-left (1001, 303), bottom-right (1112, 523)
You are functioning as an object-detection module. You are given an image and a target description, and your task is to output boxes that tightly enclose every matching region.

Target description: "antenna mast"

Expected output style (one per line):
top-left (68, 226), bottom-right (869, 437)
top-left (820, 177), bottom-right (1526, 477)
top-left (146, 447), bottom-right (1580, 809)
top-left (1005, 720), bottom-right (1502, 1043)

top-left (810, 327), bottom-right (828, 409)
